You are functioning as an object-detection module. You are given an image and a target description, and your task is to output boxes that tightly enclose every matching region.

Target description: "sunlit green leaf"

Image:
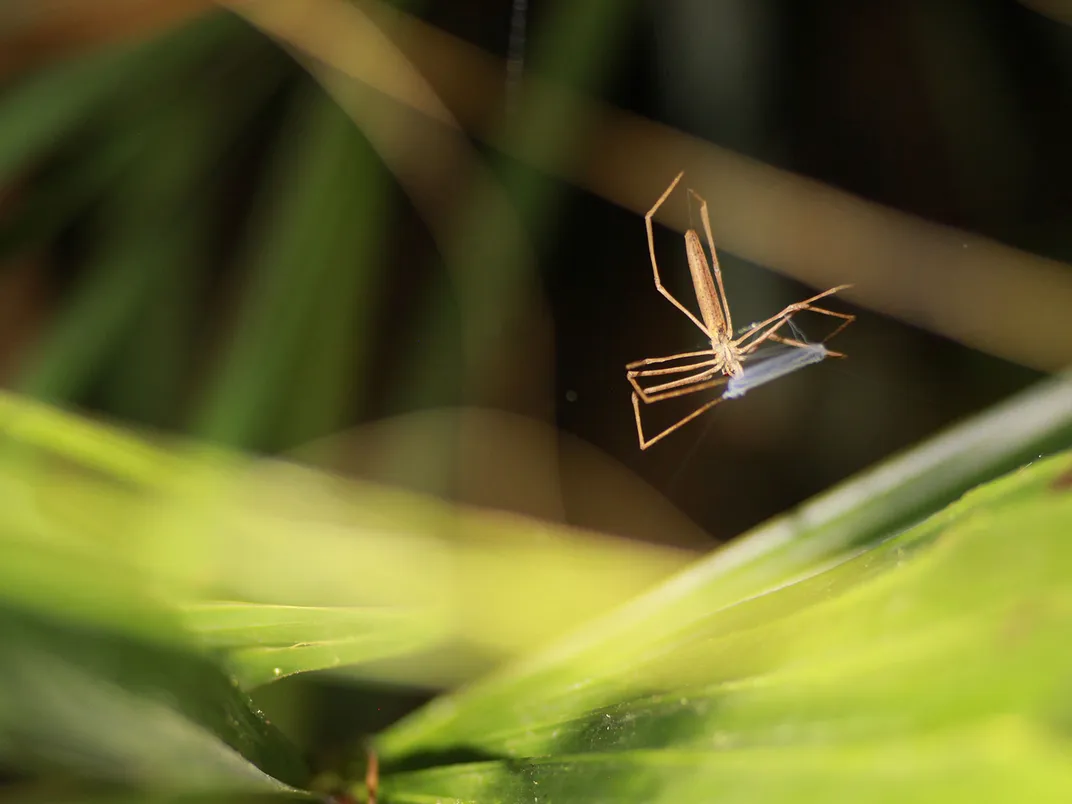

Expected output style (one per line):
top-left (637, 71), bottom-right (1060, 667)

top-left (380, 720), bottom-right (1072, 804)
top-left (0, 391), bottom-right (694, 690)
top-left (180, 602), bottom-right (439, 689)
top-left (372, 448), bottom-right (1072, 801)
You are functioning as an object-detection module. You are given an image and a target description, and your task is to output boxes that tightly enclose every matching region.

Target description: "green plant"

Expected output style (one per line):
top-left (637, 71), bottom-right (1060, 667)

top-left (4, 5), bottom-right (1072, 802)
top-left (2, 365), bottom-right (1072, 801)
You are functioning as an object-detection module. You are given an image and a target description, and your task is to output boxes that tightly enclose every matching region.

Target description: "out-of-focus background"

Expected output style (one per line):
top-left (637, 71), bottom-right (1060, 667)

top-left (1, 0), bottom-right (1069, 552)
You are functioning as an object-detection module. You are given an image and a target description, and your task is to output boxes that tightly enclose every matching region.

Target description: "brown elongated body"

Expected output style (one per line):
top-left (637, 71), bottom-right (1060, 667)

top-left (685, 229), bottom-right (726, 340)
top-left (626, 172), bottom-right (855, 449)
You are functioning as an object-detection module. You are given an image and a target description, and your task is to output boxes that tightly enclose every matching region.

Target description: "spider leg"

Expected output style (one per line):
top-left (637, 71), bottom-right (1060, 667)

top-left (628, 352), bottom-right (729, 449)
top-left (629, 363), bottom-right (727, 403)
top-left (629, 359), bottom-right (721, 379)
top-left (764, 332), bottom-right (846, 358)
top-left (632, 392), bottom-right (726, 450)
top-left (626, 349), bottom-right (716, 370)
top-left (735, 286), bottom-right (855, 354)
top-left (645, 173), bottom-right (712, 338)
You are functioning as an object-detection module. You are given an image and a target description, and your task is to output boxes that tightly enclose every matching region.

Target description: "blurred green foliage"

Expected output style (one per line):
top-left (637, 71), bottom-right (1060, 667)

top-left (2, 373), bottom-right (1072, 801)
top-left (3, 4), bottom-right (1072, 803)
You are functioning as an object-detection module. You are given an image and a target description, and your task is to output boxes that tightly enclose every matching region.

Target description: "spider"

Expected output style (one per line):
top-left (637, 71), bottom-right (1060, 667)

top-left (626, 172), bottom-right (855, 449)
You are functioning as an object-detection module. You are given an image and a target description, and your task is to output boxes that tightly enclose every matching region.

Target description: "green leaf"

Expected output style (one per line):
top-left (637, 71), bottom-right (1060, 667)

top-left (3, 371), bottom-right (1072, 801)
top-left (0, 791), bottom-right (310, 804)
top-left (373, 446), bottom-right (1072, 799)
top-left (0, 391), bottom-right (693, 689)
top-left (0, 11), bottom-right (240, 189)
top-left (0, 606), bottom-right (309, 792)
top-left (191, 82), bottom-right (387, 451)
top-left (0, 130), bottom-right (131, 259)
top-left (14, 18), bottom-right (285, 410)
top-left (376, 365), bottom-right (1072, 757)
top-left (179, 602), bottom-right (440, 689)
top-left (380, 721), bottom-right (1072, 804)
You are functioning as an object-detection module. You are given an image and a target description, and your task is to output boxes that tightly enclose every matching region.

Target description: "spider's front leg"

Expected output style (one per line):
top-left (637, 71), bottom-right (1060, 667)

top-left (735, 285), bottom-right (855, 354)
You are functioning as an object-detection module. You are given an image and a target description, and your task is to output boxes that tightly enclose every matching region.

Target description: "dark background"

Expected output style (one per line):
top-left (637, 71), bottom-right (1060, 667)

top-left (2, 1), bottom-right (1068, 540)
top-left (2, 1), bottom-right (1068, 545)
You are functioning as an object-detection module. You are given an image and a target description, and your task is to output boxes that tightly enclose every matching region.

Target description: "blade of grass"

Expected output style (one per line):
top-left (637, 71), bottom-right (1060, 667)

top-left (372, 451), bottom-right (1072, 802)
top-left (0, 393), bottom-right (693, 685)
top-left (0, 605), bottom-right (309, 791)
top-left (0, 11), bottom-right (240, 189)
top-left (14, 205), bottom-right (178, 401)
top-left (2, 372), bottom-right (1071, 695)
top-left (270, 108), bottom-right (389, 451)
top-left (375, 369), bottom-right (1072, 758)
top-left (0, 792), bottom-right (310, 804)
top-left (191, 83), bottom-right (385, 451)
top-left (14, 18), bottom-right (280, 406)
top-left (378, 721), bottom-right (1072, 804)
top-left (179, 601), bottom-right (439, 689)
top-left (0, 130), bottom-right (134, 259)
top-left (98, 32), bottom-right (293, 429)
